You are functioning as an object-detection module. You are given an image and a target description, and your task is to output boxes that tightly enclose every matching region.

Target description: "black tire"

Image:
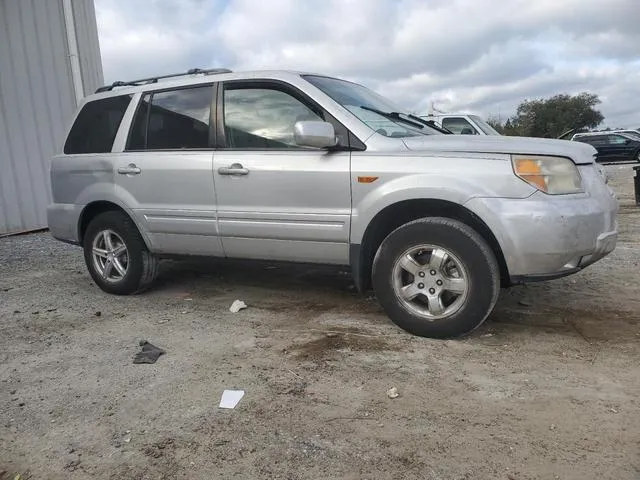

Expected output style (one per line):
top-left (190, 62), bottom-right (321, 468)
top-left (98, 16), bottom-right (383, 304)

top-left (372, 217), bottom-right (500, 339)
top-left (83, 211), bottom-right (159, 295)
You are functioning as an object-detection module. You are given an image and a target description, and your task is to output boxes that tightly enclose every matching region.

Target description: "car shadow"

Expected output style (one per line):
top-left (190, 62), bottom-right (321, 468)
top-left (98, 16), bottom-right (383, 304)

top-left (144, 257), bottom-right (639, 343)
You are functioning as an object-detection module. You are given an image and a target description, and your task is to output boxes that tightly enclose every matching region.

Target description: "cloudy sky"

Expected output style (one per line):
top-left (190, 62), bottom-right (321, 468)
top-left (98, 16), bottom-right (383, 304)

top-left (95, 0), bottom-right (640, 128)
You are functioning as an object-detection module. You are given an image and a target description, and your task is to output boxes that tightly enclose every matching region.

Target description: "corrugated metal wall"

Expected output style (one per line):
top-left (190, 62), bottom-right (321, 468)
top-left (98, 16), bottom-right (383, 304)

top-left (0, 0), bottom-right (103, 234)
top-left (72, 0), bottom-right (103, 94)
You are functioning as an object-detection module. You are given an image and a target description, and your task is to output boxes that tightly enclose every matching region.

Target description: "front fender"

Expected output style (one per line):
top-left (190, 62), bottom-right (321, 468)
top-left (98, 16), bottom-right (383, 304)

top-left (350, 171), bottom-right (534, 243)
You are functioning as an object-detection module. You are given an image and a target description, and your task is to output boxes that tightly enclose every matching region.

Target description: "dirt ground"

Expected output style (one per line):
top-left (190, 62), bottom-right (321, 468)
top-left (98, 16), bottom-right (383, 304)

top-left (1, 164), bottom-right (639, 480)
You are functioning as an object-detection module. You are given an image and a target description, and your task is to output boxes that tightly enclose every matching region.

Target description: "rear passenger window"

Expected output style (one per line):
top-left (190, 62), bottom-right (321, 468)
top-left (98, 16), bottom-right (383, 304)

top-left (64, 95), bottom-right (132, 154)
top-left (126, 85), bottom-right (213, 150)
top-left (127, 95), bottom-right (151, 150)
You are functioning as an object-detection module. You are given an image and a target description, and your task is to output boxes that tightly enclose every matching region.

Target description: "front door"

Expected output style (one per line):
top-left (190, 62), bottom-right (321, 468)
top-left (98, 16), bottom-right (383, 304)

top-left (213, 81), bottom-right (351, 264)
top-left (114, 84), bottom-right (224, 256)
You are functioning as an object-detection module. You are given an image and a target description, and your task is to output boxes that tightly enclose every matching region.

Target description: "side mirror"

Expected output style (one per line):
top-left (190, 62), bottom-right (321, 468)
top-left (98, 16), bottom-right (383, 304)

top-left (294, 121), bottom-right (337, 148)
top-left (460, 127), bottom-right (475, 135)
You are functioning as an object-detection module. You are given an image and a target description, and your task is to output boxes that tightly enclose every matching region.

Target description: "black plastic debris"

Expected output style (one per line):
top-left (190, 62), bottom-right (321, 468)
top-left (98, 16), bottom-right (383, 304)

top-left (633, 165), bottom-right (640, 206)
top-left (133, 340), bottom-right (165, 364)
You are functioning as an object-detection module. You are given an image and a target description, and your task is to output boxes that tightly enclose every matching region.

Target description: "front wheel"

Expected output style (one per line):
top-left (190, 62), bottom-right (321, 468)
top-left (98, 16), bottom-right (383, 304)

top-left (372, 217), bottom-right (500, 338)
top-left (83, 211), bottom-right (159, 295)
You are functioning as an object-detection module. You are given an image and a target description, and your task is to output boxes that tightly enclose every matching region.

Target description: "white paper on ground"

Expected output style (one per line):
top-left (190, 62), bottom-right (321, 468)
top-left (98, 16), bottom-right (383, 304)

top-left (229, 300), bottom-right (247, 313)
top-left (219, 389), bottom-right (245, 409)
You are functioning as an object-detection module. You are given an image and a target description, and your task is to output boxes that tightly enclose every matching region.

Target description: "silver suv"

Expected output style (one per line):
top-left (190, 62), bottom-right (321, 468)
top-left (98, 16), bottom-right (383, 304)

top-left (48, 68), bottom-right (618, 338)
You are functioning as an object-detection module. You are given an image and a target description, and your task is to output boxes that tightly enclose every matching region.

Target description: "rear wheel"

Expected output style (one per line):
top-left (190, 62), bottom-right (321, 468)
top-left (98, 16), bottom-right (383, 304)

top-left (372, 217), bottom-right (500, 338)
top-left (83, 211), bottom-right (159, 294)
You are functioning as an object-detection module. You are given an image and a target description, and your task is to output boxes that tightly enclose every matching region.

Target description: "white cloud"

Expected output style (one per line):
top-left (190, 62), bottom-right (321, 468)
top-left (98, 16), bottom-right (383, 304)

top-left (95, 0), bottom-right (640, 128)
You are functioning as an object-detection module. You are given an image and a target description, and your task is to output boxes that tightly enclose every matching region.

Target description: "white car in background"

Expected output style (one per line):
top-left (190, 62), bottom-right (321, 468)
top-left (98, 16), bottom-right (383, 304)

top-left (419, 114), bottom-right (502, 136)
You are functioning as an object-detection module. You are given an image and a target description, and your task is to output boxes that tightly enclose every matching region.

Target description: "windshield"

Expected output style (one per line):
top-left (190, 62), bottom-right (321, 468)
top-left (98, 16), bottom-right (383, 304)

top-left (304, 75), bottom-right (442, 138)
top-left (469, 115), bottom-right (501, 135)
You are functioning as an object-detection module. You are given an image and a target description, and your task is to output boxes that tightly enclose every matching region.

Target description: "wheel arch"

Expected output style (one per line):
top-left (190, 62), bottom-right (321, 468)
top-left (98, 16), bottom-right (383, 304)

top-left (78, 201), bottom-right (150, 249)
top-left (351, 198), bottom-right (510, 292)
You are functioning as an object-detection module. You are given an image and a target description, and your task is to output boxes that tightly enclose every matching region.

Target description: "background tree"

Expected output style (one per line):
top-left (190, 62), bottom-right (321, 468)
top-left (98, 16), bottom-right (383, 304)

top-left (490, 92), bottom-right (604, 138)
top-left (486, 115), bottom-right (505, 134)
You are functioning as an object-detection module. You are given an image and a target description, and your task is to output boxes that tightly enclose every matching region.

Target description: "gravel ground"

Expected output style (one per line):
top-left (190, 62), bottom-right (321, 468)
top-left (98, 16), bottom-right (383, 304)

top-left (1, 164), bottom-right (639, 480)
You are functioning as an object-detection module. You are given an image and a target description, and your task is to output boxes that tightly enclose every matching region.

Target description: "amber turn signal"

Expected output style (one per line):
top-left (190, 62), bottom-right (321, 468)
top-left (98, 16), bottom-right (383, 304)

top-left (357, 176), bottom-right (379, 183)
top-left (513, 158), bottom-right (547, 191)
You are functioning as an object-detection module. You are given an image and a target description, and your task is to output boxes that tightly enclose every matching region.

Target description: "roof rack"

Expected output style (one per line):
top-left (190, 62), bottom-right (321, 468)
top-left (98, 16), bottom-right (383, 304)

top-left (95, 68), bottom-right (232, 93)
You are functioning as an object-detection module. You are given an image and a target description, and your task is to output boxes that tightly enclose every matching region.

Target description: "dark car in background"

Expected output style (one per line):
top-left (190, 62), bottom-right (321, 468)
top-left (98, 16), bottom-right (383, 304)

top-left (573, 132), bottom-right (640, 163)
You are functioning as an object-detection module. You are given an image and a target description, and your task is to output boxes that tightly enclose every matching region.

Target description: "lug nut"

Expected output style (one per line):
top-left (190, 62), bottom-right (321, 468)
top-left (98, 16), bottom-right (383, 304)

top-left (418, 283), bottom-right (425, 289)
top-left (429, 288), bottom-right (436, 294)
top-left (430, 270), bottom-right (436, 276)
top-left (436, 280), bottom-right (443, 286)
top-left (418, 271), bottom-right (425, 277)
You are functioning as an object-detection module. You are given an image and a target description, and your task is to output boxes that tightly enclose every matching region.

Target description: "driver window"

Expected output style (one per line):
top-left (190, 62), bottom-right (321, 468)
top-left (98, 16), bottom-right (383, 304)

top-left (442, 117), bottom-right (478, 135)
top-left (223, 87), bottom-right (323, 149)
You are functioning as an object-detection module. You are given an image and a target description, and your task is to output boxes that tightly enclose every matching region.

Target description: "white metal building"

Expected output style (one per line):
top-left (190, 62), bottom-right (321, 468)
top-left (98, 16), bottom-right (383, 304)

top-left (0, 0), bottom-right (103, 234)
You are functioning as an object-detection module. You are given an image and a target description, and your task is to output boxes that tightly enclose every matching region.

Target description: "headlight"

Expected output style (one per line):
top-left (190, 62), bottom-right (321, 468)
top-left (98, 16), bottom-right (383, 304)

top-left (512, 155), bottom-right (583, 195)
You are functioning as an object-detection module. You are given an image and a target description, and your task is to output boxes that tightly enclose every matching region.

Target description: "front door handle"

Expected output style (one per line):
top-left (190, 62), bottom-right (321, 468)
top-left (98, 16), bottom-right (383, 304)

top-left (218, 163), bottom-right (249, 176)
top-left (117, 163), bottom-right (141, 175)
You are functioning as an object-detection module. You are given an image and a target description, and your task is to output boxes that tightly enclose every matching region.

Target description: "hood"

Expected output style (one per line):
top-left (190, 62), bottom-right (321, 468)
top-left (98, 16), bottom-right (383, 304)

top-left (402, 135), bottom-right (597, 165)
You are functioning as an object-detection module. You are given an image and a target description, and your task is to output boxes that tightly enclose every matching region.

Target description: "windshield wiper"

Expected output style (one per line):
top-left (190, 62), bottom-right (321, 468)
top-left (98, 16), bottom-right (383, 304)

top-left (360, 106), bottom-right (425, 129)
top-left (360, 106), bottom-right (453, 134)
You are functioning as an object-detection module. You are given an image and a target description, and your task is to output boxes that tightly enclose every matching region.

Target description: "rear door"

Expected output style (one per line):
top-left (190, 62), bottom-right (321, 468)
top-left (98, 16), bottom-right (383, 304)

top-left (212, 80), bottom-right (352, 264)
top-left (113, 84), bottom-right (224, 256)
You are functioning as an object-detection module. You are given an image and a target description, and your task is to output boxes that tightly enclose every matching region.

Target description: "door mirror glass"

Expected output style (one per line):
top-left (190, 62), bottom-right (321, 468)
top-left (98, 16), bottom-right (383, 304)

top-left (294, 121), bottom-right (337, 148)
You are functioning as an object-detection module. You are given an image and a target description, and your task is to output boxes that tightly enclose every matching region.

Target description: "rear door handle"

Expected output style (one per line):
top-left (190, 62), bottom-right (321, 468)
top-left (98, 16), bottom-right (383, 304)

top-left (117, 163), bottom-right (141, 175)
top-left (218, 163), bottom-right (249, 176)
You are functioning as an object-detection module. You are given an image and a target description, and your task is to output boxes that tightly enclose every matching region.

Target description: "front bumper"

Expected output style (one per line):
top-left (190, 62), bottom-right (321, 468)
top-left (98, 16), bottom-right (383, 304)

top-left (508, 230), bottom-right (617, 283)
top-left (464, 185), bottom-right (618, 283)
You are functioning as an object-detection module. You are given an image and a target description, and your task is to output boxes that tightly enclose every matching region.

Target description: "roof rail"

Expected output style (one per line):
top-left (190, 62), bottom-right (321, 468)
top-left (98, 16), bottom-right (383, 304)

top-left (95, 67), bottom-right (232, 93)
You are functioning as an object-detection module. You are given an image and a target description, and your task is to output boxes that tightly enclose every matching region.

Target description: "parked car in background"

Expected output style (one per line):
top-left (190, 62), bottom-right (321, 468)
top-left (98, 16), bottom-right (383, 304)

top-left (572, 131), bottom-right (640, 163)
top-left (572, 130), bottom-right (640, 141)
top-left (48, 68), bottom-right (618, 339)
top-left (419, 114), bottom-right (502, 136)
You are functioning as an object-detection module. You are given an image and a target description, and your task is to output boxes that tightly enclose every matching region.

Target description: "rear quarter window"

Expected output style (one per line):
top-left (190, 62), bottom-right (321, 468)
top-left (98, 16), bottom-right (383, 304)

top-left (64, 95), bottom-right (132, 154)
